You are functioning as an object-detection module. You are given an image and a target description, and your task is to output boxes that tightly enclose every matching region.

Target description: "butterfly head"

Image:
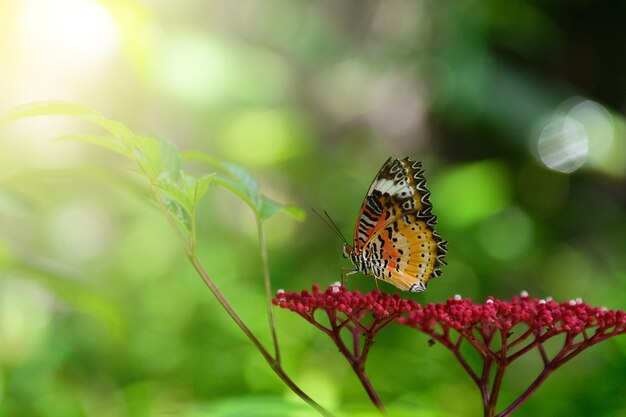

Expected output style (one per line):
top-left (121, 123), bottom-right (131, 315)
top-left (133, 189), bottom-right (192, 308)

top-left (342, 243), bottom-right (353, 259)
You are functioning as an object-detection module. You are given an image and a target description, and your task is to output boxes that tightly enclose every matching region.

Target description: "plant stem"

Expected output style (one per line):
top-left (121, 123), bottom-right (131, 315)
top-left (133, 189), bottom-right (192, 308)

top-left (497, 334), bottom-right (579, 417)
top-left (190, 257), bottom-right (335, 417)
top-left (444, 335), bottom-right (480, 385)
top-left (326, 313), bottom-right (386, 415)
top-left (355, 336), bottom-right (386, 415)
top-left (352, 361), bottom-right (386, 415)
top-left (487, 363), bottom-right (506, 416)
top-left (154, 192), bottom-right (333, 417)
top-left (256, 218), bottom-right (281, 362)
top-left (485, 330), bottom-right (508, 416)
top-left (496, 366), bottom-right (551, 417)
top-left (480, 357), bottom-right (493, 415)
top-left (154, 190), bottom-right (192, 256)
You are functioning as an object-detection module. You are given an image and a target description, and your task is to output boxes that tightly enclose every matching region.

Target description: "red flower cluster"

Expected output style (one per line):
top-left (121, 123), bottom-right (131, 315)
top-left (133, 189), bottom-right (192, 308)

top-left (273, 283), bottom-right (420, 406)
top-left (274, 285), bottom-right (626, 417)
top-left (273, 283), bottom-right (418, 323)
top-left (399, 293), bottom-right (626, 335)
top-left (397, 293), bottom-right (625, 417)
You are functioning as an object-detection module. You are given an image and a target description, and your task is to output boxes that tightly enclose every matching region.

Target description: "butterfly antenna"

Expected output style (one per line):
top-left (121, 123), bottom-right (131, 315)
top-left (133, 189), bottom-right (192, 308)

top-left (312, 208), bottom-right (348, 244)
top-left (323, 210), bottom-right (349, 244)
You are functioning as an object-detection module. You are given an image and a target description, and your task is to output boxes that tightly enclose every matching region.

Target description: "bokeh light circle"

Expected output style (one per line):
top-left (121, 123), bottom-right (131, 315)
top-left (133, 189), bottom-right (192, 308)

top-left (537, 115), bottom-right (588, 173)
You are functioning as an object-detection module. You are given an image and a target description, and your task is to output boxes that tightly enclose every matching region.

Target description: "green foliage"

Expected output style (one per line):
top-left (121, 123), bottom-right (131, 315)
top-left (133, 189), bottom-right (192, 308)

top-left (0, 101), bottom-right (303, 248)
top-left (2, 101), bottom-right (175, 181)
top-left (183, 150), bottom-right (306, 221)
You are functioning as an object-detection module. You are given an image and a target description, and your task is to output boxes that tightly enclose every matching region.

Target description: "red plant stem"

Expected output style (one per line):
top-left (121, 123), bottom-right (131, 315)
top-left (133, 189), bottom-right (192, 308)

top-left (507, 328), bottom-right (533, 349)
top-left (326, 311), bottom-right (386, 414)
top-left (486, 331), bottom-right (508, 416)
top-left (350, 357), bottom-right (386, 414)
top-left (480, 356), bottom-right (493, 413)
top-left (352, 328), bottom-right (360, 359)
top-left (499, 329), bottom-right (620, 417)
top-left (497, 365), bottom-right (551, 417)
top-left (190, 258), bottom-right (335, 417)
top-left (507, 330), bottom-right (556, 362)
top-left (438, 334), bottom-right (480, 384)
top-left (359, 334), bottom-right (375, 369)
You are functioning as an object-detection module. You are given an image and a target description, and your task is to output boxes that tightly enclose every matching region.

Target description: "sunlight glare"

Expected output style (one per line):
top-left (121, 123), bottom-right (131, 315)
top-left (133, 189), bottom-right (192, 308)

top-left (18, 0), bottom-right (120, 70)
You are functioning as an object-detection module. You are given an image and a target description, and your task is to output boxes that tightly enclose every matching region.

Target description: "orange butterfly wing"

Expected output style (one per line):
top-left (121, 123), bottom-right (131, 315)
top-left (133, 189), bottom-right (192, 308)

top-left (352, 157), bottom-right (446, 292)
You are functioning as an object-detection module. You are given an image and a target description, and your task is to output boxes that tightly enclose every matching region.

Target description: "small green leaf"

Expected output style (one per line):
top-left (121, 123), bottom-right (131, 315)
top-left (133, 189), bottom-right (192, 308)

top-left (162, 198), bottom-right (192, 232)
top-left (83, 115), bottom-right (139, 147)
top-left (220, 160), bottom-right (260, 202)
top-left (134, 135), bottom-right (163, 180)
top-left (259, 197), bottom-right (307, 221)
top-left (183, 151), bottom-right (303, 221)
top-left (182, 151), bottom-right (259, 202)
top-left (156, 136), bottom-right (181, 180)
top-left (212, 175), bottom-right (255, 211)
top-left (190, 173), bottom-right (216, 207)
top-left (0, 101), bottom-right (99, 122)
top-left (57, 134), bottom-right (134, 159)
top-left (259, 196), bottom-right (283, 220)
top-left (1, 101), bottom-right (180, 182)
top-left (280, 204), bottom-right (306, 221)
top-left (155, 173), bottom-right (215, 235)
top-left (156, 180), bottom-right (193, 215)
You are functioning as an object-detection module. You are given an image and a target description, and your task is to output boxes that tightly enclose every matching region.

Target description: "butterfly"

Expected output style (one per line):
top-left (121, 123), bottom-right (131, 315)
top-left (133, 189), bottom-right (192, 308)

top-left (342, 157), bottom-right (447, 292)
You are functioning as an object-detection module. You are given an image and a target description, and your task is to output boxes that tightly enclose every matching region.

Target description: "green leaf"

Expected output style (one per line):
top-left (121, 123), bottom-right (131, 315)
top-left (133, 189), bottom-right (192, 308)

top-left (0, 101), bottom-right (99, 122)
top-left (133, 135), bottom-right (162, 180)
top-left (259, 197), bottom-right (307, 221)
top-left (189, 173), bottom-right (216, 207)
top-left (156, 173), bottom-right (215, 232)
top-left (57, 134), bottom-right (134, 159)
top-left (1, 101), bottom-right (178, 182)
top-left (211, 175), bottom-right (255, 211)
top-left (156, 136), bottom-right (181, 180)
top-left (156, 180), bottom-right (193, 215)
top-left (183, 150), bottom-right (303, 221)
top-left (279, 204), bottom-right (307, 221)
top-left (182, 151), bottom-right (260, 206)
top-left (162, 197), bottom-right (192, 232)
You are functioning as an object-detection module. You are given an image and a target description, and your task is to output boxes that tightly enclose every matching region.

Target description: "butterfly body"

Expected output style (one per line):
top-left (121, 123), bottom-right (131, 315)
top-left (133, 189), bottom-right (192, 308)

top-left (344, 157), bottom-right (447, 293)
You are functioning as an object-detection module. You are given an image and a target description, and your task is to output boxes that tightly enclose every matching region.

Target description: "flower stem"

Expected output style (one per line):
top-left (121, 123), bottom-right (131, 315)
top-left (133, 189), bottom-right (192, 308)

top-left (154, 191), bottom-right (332, 417)
top-left (485, 330), bottom-right (509, 416)
top-left (190, 257), bottom-right (335, 417)
top-left (352, 361), bottom-right (386, 415)
top-left (326, 312), bottom-right (386, 414)
top-left (256, 218), bottom-right (281, 362)
top-left (487, 363), bottom-right (506, 416)
top-left (480, 357), bottom-right (493, 415)
top-left (496, 366), bottom-right (551, 417)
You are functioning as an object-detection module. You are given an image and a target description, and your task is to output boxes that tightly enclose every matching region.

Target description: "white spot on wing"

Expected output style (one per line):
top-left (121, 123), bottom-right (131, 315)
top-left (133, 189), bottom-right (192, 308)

top-left (371, 178), bottom-right (413, 197)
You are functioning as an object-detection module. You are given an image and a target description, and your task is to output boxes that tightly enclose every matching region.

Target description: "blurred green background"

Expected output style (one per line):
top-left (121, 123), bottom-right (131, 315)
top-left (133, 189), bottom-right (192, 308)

top-left (1, 0), bottom-right (625, 416)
